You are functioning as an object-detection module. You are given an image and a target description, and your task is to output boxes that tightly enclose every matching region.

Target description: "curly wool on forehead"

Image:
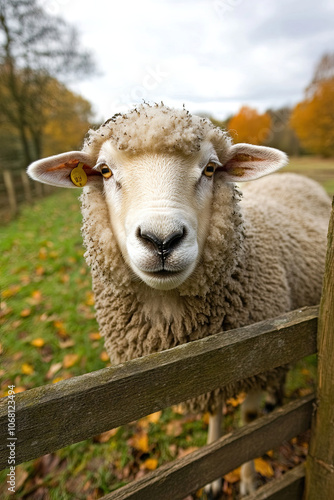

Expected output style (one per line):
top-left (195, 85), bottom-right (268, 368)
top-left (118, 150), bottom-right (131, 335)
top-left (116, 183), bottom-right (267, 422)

top-left (83, 102), bottom-right (231, 158)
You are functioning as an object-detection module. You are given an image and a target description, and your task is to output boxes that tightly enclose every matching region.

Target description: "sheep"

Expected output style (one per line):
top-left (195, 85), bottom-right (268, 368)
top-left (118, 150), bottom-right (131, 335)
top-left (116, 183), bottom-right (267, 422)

top-left (27, 102), bottom-right (331, 497)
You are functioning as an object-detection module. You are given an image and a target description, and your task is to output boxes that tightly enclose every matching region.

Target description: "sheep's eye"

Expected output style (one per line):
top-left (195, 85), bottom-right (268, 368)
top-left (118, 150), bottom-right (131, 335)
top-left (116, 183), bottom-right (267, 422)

top-left (203, 162), bottom-right (216, 178)
top-left (100, 164), bottom-right (112, 179)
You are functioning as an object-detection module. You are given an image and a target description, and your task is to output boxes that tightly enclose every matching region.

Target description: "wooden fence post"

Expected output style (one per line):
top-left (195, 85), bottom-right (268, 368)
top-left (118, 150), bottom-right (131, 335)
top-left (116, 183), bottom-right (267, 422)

top-left (3, 170), bottom-right (17, 214)
top-left (21, 170), bottom-right (32, 203)
top-left (305, 199), bottom-right (334, 498)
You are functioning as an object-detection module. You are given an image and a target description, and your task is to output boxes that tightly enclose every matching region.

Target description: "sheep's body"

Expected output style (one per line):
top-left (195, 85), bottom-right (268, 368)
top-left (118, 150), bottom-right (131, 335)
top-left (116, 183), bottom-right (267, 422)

top-left (28, 103), bottom-right (332, 495)
top-left (81, 170), bottom-right (330, 412)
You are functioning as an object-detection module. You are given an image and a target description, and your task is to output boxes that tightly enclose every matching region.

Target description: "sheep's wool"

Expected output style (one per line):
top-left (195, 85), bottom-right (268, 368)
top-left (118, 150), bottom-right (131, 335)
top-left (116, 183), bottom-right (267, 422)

top-left (83, 102), bottom-right (231, 158)
top-left (80, 103), bottom-right (331, 413)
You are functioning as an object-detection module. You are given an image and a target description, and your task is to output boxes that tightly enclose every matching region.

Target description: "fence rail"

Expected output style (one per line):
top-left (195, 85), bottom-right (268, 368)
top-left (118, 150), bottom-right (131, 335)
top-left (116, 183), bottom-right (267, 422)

top-left (102, 395), bottom-right (314, 500)
top-left (0, 305), bottom-right (318, 471)
top-left (0, 169), bottom-right (55, 219)
top-left (0, 201), bottom-right (332, 499)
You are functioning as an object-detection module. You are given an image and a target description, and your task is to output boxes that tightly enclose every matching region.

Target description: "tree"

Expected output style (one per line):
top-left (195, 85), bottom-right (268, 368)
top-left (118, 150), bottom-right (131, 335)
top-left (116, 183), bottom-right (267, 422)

top-left (0, 75), bottom-right (93, 170)
top-left (228, 106), bottom-right (272, 145)
top-left (264, 107), bottom-right (301, 156)
top-left (307, 52), bottom-right (334, 96)
top-left (43, 79), bottom-right (93, 156)
top-left (290, 53), bottom-right (334, 157)
top-left (0, 0), bottom-right (95, 166)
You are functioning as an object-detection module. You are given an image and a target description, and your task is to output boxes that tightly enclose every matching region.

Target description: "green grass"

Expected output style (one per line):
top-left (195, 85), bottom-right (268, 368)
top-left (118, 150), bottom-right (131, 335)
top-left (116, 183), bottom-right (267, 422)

top-left (0, 189), bottom-right (212, 499)
top-left (0, 156), bottom-right (333, 499)
top-left (0, 190), bottom-right (105, 393)
top-left (284, 156), bottom-right (334, 195)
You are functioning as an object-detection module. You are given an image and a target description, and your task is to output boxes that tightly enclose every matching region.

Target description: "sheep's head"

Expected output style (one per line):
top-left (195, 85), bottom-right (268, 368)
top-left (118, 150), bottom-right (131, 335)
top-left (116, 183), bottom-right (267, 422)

top-left (28, 103), bottom-right (287, 291)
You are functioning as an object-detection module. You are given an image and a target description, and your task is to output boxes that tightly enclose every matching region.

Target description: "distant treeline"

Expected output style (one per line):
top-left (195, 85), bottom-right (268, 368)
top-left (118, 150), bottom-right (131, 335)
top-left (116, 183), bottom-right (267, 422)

top-left (208, 53), bottom-right (334, 158)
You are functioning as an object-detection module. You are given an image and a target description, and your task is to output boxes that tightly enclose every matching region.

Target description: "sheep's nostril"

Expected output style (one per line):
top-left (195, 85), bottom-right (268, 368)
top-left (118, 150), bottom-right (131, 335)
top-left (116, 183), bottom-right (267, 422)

top-left (162, 228), bottom-right (185, 254)
top-left (138, 227), bottom-right (185, 257)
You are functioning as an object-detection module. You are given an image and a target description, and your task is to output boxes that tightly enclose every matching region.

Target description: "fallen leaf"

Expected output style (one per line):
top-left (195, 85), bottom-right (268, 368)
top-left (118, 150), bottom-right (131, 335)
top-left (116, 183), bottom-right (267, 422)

top-left (172, 404), bottom-right (185, 414)
top-left (254, 457), bottom-right (274, 478)
top-left (142, 457), bottom-right (158, 470)
top-left (20, 308), bottom-right (32, 318)
top-left (85, 291), bottom-right (95, 306)
top-left (94, 428), bottom-right (118, 443)
top-left (177, 446), bottom-right (198, 458)
top-left (0, 302), bottom-right (13, 318)
top-left (166, 420), bottom-right (183, 437)
top-left (35, 266), bottom-right (45, 276)
top-left (130, 433), bottom-right (149, 453)
top-left (21, 363), bottom-right (34, 375)
top-left (146, 411), bottom-right (162, 423)
top-left (53, 320), bottom-right (64, 330)
top-left (30, 338), bottom-right (45, 347)
top-left (100, 351), bottom-right (109, 362)
top-left (59, 339), bottom-right (75, 349)
top-left (15, 466), bottom-right (28, 490)
top-left (20, 275), bottom-right (30, 285)
top-left (299, 388), bottom-right (312, 397)
top-left (39, 247), bottom-right (47, 260)
top-left (203, 412), bottom-right (210, 425)
top-left (89, 332), bottom-right (102, 340)
top-left (226, 392), bottom-right (246, 407)
top-left (1, 285), bottom-right (21, 298)
top-left (54, 321), bottom-right (68, 338)
top-left (14, 387), bottom-right (25, 394)
top-left (63, 353), bottom-right (79, 368)
top-left (224, 466), bottom-right (241, 483)
top-left (52, 376), bottom-right (64, 384)
top-left (46, 362), bottom-right (62, 380)
top-left (32, 290), bottom-right (42, 300)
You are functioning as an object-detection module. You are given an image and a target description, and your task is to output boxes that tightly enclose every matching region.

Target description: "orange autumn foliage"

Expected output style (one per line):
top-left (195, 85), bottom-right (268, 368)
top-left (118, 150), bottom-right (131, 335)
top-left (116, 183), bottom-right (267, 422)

top-left (290, 78), bottom-right (334, 157)
top-left (228, 106), bottom-right (272, 145)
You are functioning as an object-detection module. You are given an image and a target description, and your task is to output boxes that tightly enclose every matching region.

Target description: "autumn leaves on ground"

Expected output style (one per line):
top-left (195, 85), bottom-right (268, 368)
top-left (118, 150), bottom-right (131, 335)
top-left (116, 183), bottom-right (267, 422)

top-left (1, 157), bottom-right (331, 499)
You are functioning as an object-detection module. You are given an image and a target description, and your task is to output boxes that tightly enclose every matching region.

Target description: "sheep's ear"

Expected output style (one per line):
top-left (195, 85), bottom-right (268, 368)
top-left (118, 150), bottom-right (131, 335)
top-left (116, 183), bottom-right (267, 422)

top-left (27, 151), bottom-right (102, 188)
top-left (218, 144), bottom-right (288, 182)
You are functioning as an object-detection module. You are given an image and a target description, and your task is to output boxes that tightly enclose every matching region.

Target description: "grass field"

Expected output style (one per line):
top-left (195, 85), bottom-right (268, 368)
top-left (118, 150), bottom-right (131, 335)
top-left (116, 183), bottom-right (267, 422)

top-left (285, 156), bottom-right (334, 194)
top-left (0, 156), bottom-right (333, 499)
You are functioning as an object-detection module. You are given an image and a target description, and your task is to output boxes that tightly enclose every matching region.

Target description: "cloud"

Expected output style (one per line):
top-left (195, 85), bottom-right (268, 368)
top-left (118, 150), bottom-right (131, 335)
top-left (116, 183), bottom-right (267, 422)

top-left (56, 0), bottom-right (334, 121)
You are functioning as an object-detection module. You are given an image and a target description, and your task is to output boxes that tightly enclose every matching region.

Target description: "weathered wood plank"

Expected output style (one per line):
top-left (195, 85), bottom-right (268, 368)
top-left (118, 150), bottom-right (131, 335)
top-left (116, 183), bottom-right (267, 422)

top-left (21, 171), bottom-right (32, 203)
top-left (305, 199), bottom-right (334, 499)
top-left (244, 463), bottom-right (305, 500)
top-left (0, 306), bottom-right (317, 470)
top-left (99, 396), bottom-right (313, 500)
top-left (3, 170), bottom-right (17, 214)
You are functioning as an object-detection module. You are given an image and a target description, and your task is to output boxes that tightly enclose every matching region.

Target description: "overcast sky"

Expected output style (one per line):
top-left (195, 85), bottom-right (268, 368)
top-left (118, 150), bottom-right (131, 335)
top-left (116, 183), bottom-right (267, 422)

top-left (50, 0), bottom-right (334, 122)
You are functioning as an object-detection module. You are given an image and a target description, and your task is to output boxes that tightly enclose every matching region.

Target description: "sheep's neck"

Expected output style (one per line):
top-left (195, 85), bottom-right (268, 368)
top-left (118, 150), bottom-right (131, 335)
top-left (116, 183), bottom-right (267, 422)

top-left (82, 181), bottom-right (246, 363)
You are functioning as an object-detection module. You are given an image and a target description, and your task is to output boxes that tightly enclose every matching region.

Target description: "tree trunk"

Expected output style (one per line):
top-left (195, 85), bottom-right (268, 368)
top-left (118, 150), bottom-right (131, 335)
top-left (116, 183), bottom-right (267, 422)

top-left (18, 122), bottom-right (32, 165)
top-left (305, 199), bottom-right (334, 498)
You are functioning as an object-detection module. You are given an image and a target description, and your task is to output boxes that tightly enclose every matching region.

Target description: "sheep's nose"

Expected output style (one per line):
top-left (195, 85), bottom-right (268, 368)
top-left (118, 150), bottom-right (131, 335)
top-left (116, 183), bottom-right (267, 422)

top-left (138, 227), bottom-right (185, 257)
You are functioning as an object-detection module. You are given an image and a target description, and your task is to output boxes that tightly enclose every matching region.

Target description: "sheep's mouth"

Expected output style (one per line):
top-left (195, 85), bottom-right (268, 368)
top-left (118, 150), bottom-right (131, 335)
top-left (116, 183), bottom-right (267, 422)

top-left (146, 269), bottom-right (183, 278)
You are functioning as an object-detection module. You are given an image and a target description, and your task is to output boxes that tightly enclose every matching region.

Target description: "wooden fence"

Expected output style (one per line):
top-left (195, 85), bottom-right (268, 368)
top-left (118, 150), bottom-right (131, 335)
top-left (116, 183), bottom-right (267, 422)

top-left (0, 200), bottom-right (333, 499)
top-left (0, 169), bottom-right (55, 220)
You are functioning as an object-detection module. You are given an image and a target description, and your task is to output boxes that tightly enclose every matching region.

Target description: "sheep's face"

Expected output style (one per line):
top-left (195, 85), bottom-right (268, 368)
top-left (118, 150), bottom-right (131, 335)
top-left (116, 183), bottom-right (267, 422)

top-left (27, 105), bottom-right (288, 291)
top-left (97, 140), bottom-right (218, 290)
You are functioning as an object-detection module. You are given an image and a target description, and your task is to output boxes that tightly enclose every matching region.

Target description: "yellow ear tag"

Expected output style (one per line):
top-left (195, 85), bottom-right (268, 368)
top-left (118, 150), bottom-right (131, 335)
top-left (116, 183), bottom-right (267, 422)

top-left (70, 162), bottom-right (87, 187)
